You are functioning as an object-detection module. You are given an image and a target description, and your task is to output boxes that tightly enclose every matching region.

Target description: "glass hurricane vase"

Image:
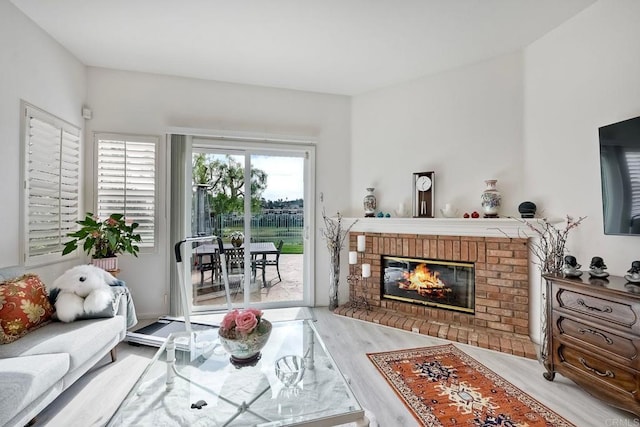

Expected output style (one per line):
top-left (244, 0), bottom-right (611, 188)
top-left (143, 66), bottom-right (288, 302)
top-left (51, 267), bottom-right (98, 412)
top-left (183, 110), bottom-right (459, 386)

top-left (328, 247), bottom-right (340, 311)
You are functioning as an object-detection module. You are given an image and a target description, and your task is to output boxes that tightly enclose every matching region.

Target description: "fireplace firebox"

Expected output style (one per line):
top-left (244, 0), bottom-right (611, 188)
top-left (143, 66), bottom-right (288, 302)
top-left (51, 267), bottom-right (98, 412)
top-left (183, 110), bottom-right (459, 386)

top-left (381, 255), bottom-right (475, 314)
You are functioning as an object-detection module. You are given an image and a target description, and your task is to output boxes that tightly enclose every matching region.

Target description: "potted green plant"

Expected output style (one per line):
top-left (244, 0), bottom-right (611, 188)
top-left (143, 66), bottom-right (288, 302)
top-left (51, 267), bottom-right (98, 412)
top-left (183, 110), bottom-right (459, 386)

top-left (62, 213), bottom-right (142, 271)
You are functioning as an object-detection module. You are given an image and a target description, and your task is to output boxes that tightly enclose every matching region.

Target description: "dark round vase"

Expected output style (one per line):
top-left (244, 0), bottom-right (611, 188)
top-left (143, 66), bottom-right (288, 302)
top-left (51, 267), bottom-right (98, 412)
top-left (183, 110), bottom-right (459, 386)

top-left (518, 201), bottom-right (537, 218)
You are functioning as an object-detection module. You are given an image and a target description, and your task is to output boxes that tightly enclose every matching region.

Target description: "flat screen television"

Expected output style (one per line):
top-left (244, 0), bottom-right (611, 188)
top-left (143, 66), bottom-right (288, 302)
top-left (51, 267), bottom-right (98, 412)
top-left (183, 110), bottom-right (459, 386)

top-left (599, 115), bottom-right (640, 235)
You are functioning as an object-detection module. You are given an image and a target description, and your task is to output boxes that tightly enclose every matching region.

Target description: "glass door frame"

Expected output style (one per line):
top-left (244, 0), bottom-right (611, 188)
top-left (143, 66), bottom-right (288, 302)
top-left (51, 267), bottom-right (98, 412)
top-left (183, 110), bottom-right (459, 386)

top-left (183, 133), bottom-right (315, 313)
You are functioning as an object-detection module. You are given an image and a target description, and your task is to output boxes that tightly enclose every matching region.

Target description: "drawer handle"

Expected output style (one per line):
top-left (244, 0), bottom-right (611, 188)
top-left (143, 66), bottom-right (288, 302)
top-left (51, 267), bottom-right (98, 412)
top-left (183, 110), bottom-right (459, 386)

top-left (579, 357), bottom-right (615, 378)
top-left (577, 299), bottom-right (613, 313)
top-left (578, 328), bottom-right (614, 345)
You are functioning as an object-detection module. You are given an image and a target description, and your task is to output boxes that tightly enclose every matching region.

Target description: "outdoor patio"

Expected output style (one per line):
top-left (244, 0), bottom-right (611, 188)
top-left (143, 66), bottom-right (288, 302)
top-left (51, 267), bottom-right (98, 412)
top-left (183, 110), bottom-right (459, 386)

top-left (191, 253), bottom-right (303, 306)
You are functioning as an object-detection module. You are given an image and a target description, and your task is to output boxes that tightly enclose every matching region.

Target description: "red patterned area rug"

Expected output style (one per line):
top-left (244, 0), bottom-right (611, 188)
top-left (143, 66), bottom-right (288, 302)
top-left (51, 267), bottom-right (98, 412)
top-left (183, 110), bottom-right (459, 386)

top-left (367, 344), bottom-right (574, 427)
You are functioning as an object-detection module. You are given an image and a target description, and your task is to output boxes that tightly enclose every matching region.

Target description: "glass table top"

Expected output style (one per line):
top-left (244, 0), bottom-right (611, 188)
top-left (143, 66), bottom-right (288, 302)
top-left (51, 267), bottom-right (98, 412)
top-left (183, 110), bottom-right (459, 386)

top-left (108, 319), bottom-right (364, 426)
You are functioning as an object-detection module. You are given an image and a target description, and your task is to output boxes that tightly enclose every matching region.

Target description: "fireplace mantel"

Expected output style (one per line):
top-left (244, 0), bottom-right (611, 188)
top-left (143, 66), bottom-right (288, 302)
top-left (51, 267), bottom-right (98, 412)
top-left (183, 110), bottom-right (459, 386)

top-left (343, 217), bottom-right (538, 238)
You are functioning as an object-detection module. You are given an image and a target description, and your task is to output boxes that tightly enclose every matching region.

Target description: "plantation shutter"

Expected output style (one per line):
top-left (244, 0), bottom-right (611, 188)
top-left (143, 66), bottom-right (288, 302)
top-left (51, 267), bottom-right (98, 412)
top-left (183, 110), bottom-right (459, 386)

top-left (24, 107), bottom-right (80, 262)
top-left (96, 136), bottom-right (157, 248)
top-left (627, 151), bottom-right (640, 221)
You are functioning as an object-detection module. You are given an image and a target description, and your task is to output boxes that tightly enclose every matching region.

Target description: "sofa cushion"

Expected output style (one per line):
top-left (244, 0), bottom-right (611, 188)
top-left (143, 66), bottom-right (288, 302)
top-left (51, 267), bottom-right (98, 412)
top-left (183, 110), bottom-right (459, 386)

top-left (0, 353), bottom-right (69, 427)
top-left (0, 316), bottom-right (125, 371)
top-left (0, 274), bottom-right (54, 344)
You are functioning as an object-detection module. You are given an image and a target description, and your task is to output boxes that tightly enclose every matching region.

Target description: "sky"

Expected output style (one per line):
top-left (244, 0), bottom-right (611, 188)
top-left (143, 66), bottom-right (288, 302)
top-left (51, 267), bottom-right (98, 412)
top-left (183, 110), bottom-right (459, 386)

top-left (252, 155), bottom-right (304, 201)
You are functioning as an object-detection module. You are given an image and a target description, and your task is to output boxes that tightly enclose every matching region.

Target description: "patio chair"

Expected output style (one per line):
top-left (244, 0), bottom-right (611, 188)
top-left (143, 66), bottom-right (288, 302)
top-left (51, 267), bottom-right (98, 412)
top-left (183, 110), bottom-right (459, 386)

top-left (253, 240), bottom-right (283, 283)
top-left (198, 252), bottom-right (221, 287)
top-left (225, 247), bottom-right (245, 276)
top-left (221, 246), bottom-right (247, 296)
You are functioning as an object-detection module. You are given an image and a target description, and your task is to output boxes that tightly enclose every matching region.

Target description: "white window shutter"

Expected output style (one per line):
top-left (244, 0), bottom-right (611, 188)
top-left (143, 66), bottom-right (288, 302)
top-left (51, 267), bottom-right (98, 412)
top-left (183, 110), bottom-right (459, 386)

top-left (96, 136), bottom-right (157, 248)
top-left (24, 107), bottom-right (80, 262)
top-left (627, 151), bottom-right (640, 219)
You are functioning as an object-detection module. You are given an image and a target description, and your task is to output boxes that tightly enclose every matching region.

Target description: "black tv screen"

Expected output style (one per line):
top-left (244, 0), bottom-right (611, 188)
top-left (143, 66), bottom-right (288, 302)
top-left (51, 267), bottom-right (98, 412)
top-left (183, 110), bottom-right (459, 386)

top-left (599, 115), bottom-right (640, 235)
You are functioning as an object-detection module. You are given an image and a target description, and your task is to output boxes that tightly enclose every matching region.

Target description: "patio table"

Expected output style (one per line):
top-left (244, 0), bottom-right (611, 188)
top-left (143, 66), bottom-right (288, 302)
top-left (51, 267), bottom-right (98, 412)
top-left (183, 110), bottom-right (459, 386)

top-left (196, 242), bottom-right (278, 287)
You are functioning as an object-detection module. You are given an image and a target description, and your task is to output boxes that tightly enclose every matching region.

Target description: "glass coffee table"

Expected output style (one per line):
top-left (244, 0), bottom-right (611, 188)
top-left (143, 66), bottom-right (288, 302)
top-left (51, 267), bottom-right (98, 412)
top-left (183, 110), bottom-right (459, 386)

top-left (108, 319), bottom-right (367, 426)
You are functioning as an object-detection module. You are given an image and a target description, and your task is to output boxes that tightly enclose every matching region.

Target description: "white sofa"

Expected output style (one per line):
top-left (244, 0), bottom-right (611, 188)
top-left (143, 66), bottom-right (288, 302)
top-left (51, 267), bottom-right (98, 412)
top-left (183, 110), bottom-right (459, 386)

top-left (0, 267), bottom-right (136, 427)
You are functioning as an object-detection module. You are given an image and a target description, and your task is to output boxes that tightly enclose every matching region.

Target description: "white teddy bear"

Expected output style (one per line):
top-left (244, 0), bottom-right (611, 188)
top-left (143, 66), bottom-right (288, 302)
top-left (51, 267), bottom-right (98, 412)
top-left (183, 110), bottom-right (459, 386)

top-left (51, 264), bottom-right (121, 323)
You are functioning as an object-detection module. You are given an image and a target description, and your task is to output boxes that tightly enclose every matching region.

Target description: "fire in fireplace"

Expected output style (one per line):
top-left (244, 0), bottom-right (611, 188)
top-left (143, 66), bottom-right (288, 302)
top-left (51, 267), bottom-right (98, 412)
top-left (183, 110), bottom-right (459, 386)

top-left (381, 255), bottom-right (475, 314)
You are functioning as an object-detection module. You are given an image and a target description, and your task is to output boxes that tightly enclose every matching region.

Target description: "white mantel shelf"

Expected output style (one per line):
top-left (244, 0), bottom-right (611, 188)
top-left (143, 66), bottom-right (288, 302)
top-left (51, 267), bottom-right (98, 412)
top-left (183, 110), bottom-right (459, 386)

top-left (342, 217), bottom-right (539, 238)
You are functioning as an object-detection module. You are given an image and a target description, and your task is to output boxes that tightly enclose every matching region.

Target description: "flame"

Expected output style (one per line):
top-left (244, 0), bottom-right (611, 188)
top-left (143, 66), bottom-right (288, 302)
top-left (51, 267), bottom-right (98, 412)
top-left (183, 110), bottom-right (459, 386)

top-left (398, 264), bottom-right (452, 297)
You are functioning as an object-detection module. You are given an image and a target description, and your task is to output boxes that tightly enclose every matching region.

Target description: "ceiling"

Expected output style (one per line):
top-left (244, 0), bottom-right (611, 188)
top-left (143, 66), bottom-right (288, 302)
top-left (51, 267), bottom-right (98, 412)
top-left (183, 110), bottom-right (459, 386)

top-left (11, 0), bottom-right (596, 95)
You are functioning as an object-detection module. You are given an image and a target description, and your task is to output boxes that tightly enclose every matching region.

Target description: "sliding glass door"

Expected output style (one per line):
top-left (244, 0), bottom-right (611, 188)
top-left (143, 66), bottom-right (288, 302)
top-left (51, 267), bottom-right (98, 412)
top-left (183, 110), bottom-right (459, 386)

top-left (185, 137), bottom-right (314, 313)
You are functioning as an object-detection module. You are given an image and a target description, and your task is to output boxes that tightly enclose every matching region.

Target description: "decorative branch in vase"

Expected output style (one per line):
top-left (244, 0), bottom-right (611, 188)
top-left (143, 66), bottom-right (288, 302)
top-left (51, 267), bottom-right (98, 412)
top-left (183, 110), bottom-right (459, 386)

top-left (511, 214), bottom-right (585, 366)
top-left (513, 215), bottom-right (586, 274)
top-left (320, 208), bottom-right (358, 311)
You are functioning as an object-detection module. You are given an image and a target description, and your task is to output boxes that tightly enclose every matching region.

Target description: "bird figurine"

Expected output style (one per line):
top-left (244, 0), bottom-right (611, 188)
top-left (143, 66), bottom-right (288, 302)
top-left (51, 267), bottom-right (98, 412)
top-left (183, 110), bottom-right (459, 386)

top-left (625, 261), bottom-right (640, 284)
top-left (562, 255), bottom-right (583, 278)
top-left (588, 256), bottom-right (609, 278)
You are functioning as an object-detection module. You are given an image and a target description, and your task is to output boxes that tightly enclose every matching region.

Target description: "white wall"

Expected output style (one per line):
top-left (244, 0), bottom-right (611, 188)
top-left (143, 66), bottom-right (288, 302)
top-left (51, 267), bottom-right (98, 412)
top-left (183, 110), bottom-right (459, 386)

top-left (351, 52), bottom-right (525, 218)
top-left (0, 1), bottom-right (86, 281)
top-left (86, 68), bottom-right (351, 317)
top-left (524, 0), bottom-right (640, 276)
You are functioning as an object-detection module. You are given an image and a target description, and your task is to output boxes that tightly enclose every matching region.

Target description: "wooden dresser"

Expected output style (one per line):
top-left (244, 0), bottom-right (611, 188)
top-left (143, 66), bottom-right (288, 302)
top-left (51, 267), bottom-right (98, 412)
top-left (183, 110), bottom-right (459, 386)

top-left (543, 273), bottom-right (640, 416)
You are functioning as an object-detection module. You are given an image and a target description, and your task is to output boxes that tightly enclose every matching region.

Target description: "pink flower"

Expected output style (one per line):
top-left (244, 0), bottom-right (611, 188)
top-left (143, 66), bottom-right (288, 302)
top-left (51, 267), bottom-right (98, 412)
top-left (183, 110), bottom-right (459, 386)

top-left (219, 308), bottom-right (265, 338)
top-left (235, 311), bottom-right (258, 334)
top-left (244, 308), bottom-right (262, 320)
top-left (221, 309), bottom-right (239, 330)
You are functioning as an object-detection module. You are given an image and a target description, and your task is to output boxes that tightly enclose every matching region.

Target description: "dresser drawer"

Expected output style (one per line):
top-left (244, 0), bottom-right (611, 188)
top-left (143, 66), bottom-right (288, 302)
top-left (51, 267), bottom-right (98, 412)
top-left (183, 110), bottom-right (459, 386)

top-left (544, 274), bottom-right (640, 416)
top-left (555, 287), bottom-right (638, 328)
top-left (555, 314), bottom-right (639, 365)
top-left (557, 344), bottom-right (639, 395)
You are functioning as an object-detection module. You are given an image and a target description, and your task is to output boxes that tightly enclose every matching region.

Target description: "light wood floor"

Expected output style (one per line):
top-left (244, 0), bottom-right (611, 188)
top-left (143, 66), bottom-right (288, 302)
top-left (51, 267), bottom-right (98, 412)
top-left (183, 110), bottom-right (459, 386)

top-left (32, 308), bottom-right (636, 427)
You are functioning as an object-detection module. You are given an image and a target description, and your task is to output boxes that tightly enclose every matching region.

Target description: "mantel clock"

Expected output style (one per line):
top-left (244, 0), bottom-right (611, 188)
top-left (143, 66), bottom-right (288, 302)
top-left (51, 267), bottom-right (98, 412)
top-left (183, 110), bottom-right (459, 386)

top-left (412, 171), bottom-right (434, 218)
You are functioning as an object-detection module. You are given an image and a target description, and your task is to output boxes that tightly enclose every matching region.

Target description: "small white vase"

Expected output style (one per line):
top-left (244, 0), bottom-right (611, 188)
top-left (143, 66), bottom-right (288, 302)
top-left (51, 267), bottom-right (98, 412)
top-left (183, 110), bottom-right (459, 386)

top-left (394, 202), bottom-right (407, 217)
top-left (480, 179), bottom-right (502, 217)
top-left (440, 203), bottom-right (458, 218)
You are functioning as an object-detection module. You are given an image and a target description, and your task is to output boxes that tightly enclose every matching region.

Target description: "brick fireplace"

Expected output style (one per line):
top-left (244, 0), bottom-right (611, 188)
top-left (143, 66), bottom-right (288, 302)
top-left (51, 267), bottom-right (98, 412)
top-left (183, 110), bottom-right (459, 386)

top-left (334, 219), bottom-right (538, 359)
